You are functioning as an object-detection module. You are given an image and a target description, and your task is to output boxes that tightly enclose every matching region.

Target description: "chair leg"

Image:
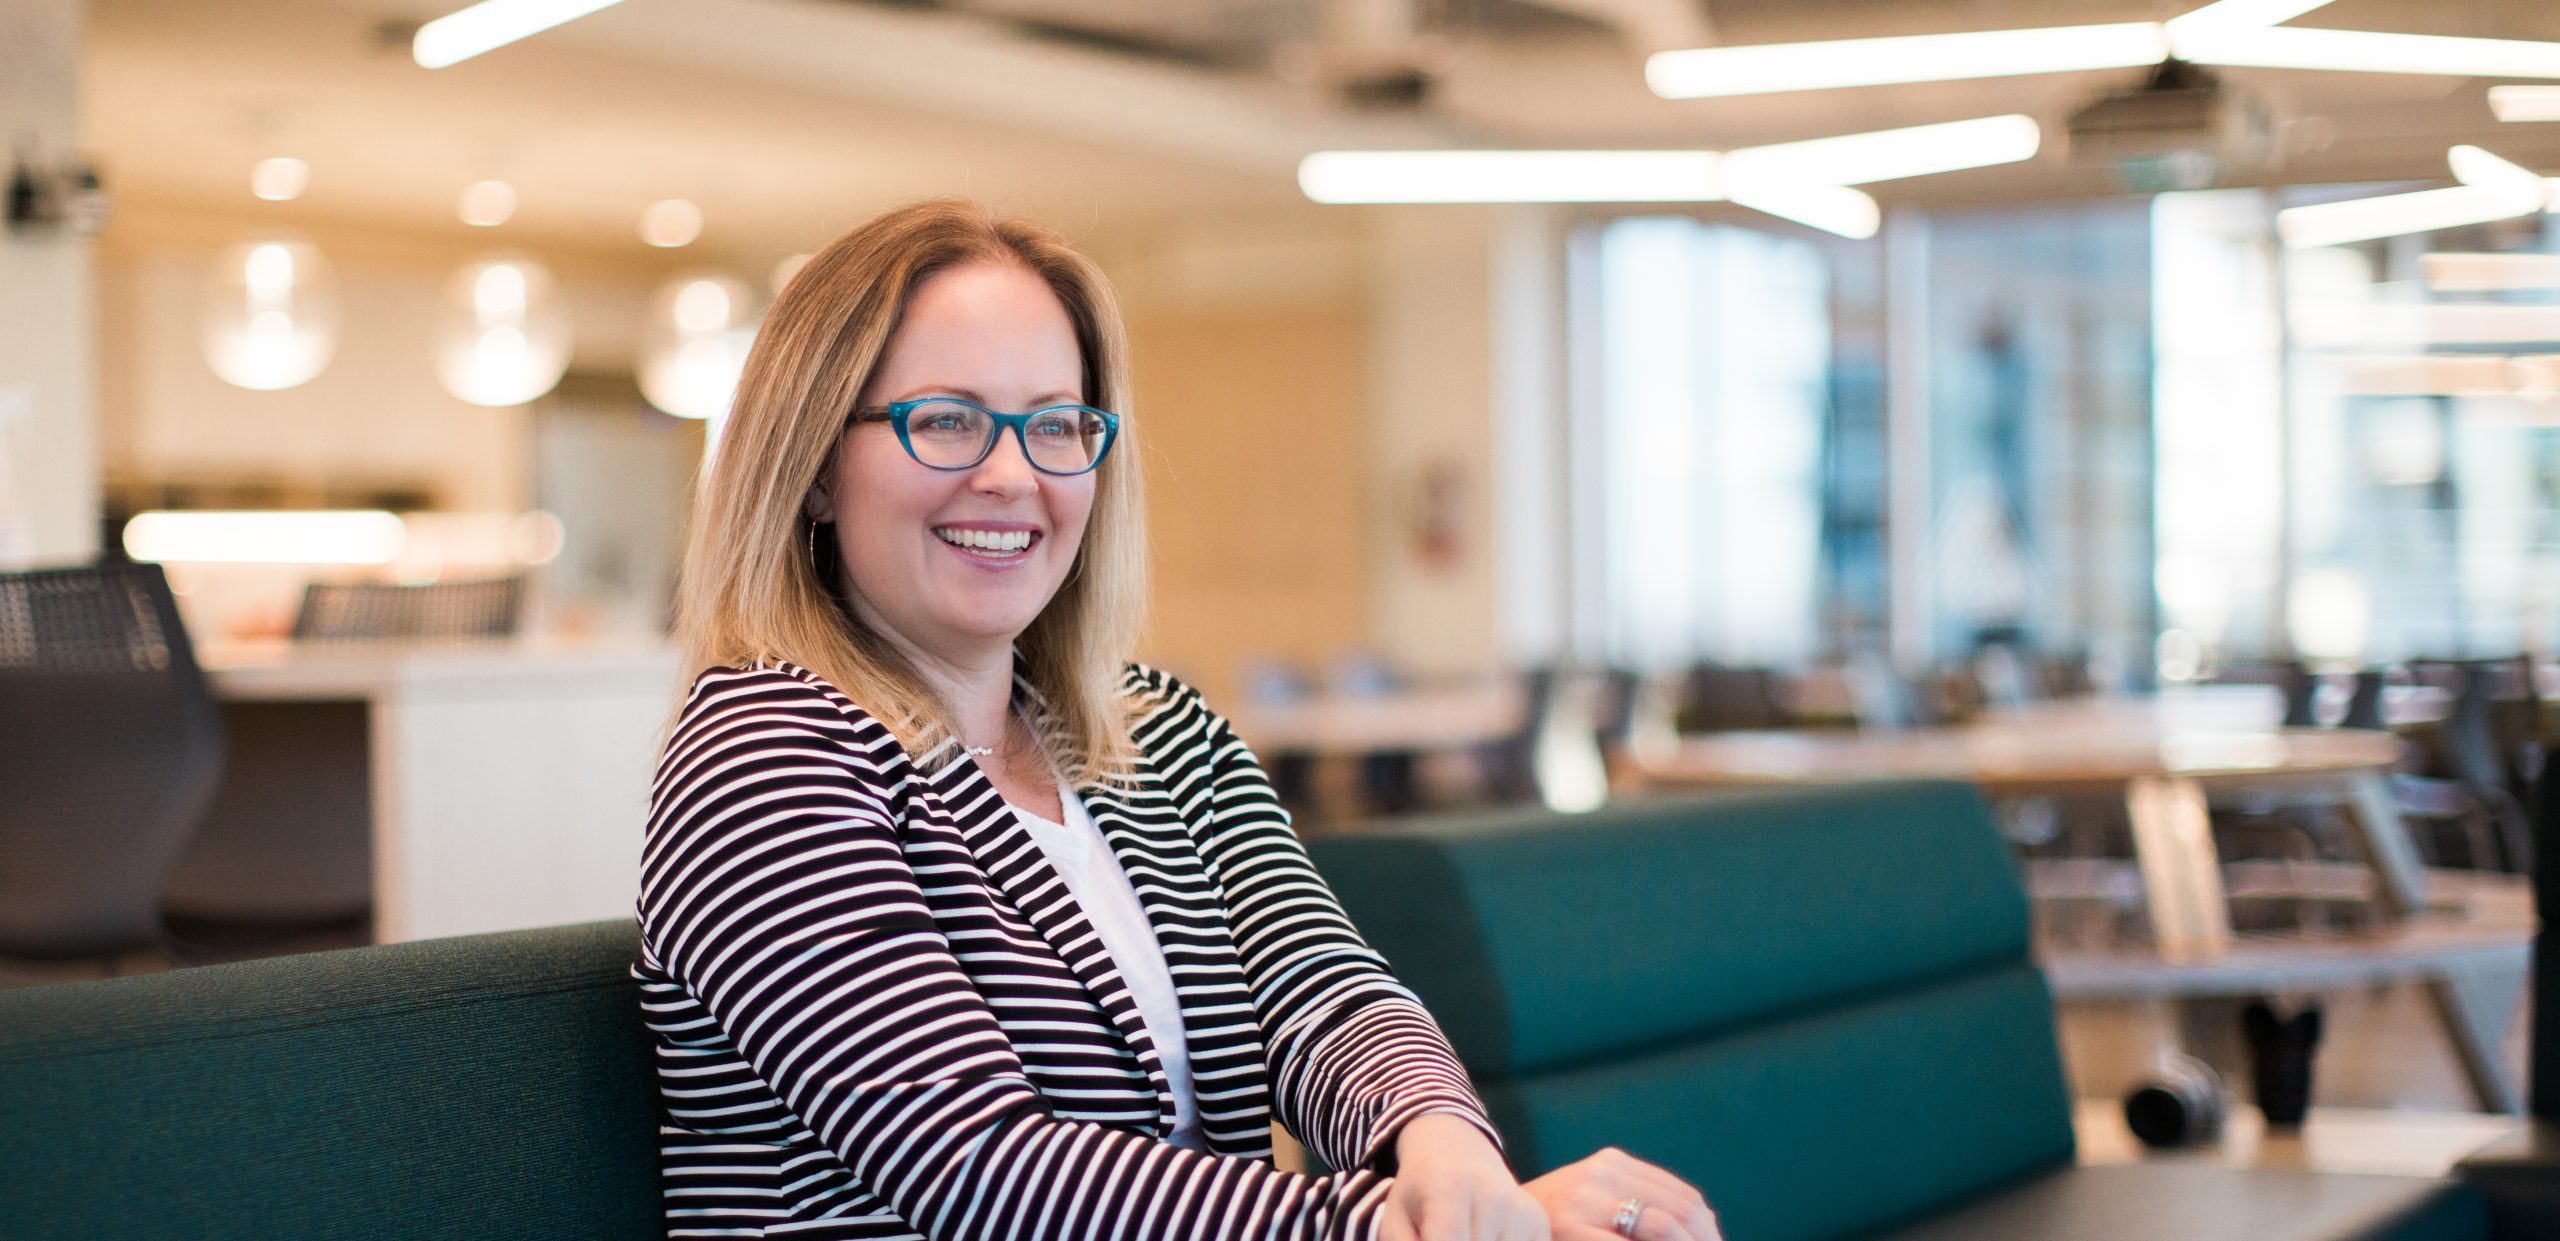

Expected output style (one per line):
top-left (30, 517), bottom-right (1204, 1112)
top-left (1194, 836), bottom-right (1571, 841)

top-left (2425, 964), bottom-right (2526, 1113)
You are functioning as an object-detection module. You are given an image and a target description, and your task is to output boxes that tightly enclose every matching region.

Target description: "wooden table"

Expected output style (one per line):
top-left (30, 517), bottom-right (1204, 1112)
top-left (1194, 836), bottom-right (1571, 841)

top-left (1634, 721), bottom-right (2418, 954)
top-left (198, 638), bottom-right (679, 944)
top-left (1629, 711), bottom-right (2528, 1111)
top-left (1227, 681), bottom-right (1525, 757)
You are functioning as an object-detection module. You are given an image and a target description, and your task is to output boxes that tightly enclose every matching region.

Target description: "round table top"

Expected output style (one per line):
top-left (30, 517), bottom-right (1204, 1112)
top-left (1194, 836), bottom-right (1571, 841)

top-left (1636, 720), bottom-right (2407, 793)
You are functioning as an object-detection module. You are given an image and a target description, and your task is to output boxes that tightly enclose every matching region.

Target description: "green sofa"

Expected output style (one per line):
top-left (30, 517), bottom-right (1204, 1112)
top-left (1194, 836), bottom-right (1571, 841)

top-left (2445, 758), bottom-right (2560, 1238)
top-left (0, 778), bottom-right (2509, 1240)
top-left (1307, 780), bottom-right (2492, 1241)
top-left (0, 920), bottom-right (660, 1241)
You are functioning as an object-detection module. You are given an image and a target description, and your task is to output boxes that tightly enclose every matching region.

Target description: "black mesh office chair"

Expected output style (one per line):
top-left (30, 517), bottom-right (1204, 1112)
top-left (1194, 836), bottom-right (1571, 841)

top-left (158, 573), bottom-right (529, 950)
top-left (0, 562), bottom-right (226, 964)
top-left (292, 575), bottom-right (526, 642)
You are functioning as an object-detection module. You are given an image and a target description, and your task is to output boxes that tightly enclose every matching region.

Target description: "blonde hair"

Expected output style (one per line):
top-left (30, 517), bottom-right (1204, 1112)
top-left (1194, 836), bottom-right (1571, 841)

top-left (673, 199), bottom-right (1146, 782)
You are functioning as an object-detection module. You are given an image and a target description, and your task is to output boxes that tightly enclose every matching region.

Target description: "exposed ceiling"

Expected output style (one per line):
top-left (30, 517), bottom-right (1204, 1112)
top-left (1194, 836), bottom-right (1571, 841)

top-left (80, 0), bottom-right (2560, 258)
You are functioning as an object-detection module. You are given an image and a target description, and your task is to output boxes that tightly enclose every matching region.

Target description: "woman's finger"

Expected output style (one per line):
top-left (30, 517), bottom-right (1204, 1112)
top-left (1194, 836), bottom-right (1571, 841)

top-left (1638, 1202), bottom-right (1703, 1241)
top-left (1604, 1156), bottom-right (1713, 1241)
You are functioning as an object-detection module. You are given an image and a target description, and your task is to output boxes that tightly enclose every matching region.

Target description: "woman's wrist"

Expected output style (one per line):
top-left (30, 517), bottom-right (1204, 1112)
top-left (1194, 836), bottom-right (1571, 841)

top-left (1393, 1112), bottom-right (1505, 1172)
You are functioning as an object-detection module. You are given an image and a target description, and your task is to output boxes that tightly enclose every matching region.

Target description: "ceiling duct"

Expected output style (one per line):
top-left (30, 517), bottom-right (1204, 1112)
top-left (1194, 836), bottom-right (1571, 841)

top-left (1319, 0), bottom-right (1440, 108)
top-left (2066, 58), bottom-right (2275, 191)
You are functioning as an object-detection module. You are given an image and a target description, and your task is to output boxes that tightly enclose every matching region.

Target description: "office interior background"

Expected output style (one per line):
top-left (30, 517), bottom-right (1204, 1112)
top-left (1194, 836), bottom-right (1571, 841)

top-left (8, 0), bottom-right (2560, 1231)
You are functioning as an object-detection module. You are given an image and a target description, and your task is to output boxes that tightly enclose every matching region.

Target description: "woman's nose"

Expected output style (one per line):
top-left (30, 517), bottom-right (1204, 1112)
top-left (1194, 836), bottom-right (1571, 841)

top-left (968, 428), bottom-right (1041, 499)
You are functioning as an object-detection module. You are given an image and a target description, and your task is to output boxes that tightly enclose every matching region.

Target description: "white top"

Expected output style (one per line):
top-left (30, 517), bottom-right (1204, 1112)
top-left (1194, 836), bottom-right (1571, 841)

top-left (1013, 786), bottom-right (1207, 1151)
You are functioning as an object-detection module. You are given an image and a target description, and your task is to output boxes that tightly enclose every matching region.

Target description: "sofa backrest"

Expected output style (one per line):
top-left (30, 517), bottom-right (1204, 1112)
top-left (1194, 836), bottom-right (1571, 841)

top-left (0, 919), bottom-right (657, 1241)
top-left (1310, 779), bottom-right (2075, 1241)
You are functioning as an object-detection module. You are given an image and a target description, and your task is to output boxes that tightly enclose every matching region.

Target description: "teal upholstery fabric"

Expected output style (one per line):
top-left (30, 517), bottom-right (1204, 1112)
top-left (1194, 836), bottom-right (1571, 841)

top-left (1312, 781), bottom-right (2076, 1241)
top-left (1482, 965), bottom-right (2071, 1241)
top-left (2458, 1125), bottom-right (2560, 1240)
top-left (1312, 780), bottom-right (2493, 1241)
top-left (0, 919), bottom-right (657, 1241)
top-left (1310, 781), bottom-right (2031, 1079)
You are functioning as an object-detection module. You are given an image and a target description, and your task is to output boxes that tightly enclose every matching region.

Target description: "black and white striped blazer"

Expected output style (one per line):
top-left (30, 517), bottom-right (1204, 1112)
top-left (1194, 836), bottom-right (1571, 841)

top-left (633, 660), bottom-right (1498, 1240)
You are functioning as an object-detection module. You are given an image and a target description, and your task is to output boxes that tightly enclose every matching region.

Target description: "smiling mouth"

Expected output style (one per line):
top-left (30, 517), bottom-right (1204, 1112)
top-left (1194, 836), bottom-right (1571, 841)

top-left (933, 526), bottom-right (1040, 561)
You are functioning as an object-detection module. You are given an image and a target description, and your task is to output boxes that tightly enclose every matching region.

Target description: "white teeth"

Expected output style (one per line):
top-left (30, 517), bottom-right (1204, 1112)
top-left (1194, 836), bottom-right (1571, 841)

top-left (935, 527), bottom-right (1033, 553)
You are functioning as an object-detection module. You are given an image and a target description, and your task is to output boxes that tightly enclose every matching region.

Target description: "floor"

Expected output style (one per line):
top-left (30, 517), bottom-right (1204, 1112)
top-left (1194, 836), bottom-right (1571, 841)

top-left (2058, 979), bottom-right (2532, 1112)
top-left (2059, 978), bottom-right (2534, 1172)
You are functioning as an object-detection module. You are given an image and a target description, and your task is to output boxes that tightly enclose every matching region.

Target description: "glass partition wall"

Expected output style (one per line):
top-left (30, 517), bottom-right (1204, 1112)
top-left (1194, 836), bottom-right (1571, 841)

top-left (1568, 202), bottom-right (2157, 681)
top-left (2156, 189), bottom-right (2560, 670)
top-left (1567, 191), bottom-right (2560, 684)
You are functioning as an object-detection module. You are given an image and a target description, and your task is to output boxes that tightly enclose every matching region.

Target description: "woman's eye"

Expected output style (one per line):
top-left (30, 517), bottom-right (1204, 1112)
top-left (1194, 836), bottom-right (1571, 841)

top-left (920, 413), bottom-right (971, 432)
top-left (1028, 417), bottom-right (1076, 438)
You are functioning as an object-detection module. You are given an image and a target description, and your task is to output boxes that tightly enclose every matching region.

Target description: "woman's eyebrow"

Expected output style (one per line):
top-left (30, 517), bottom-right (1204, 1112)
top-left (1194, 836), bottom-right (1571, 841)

top-left (892, 385), bottom-right (1084, 407)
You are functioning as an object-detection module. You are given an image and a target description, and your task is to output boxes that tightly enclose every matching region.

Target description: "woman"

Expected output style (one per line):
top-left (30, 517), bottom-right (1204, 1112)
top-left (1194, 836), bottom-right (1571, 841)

top-left (636, 199), bottom-right (1717, 1241)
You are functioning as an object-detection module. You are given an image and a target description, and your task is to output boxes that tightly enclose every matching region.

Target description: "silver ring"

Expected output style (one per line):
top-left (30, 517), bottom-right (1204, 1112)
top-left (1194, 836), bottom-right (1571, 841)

top-left (1612, 1197), bottom-right (1646, 1239)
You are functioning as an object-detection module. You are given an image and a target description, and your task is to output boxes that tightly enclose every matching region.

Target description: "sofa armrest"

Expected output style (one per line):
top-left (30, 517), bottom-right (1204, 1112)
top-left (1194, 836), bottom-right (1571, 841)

top-left (2456, 1123), bottom-right (2560, 1241)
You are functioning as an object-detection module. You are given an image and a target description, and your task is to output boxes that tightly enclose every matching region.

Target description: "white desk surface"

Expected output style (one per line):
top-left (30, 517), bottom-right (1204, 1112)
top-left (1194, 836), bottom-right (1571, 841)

top-left (200, 638), bottom-right (682, 702)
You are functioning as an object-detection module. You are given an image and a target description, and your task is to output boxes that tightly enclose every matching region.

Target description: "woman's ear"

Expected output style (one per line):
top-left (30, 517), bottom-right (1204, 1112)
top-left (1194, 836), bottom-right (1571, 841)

top-left (804, 484), bottom-right (834, 525)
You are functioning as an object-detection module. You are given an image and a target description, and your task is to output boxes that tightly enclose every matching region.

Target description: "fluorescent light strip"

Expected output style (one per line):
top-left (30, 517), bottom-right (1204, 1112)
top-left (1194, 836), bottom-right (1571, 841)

top-left (2185, 27), bottom-right (2560, 79)
top-left (2160, 0), bottom-right (2335, 45)
top-left (2423, 252), bottom-right (2560, 291)
top-left (122, 511), bottom-right (407, 566)
top-left (413, 0), bottom-right (626, 69)
top-left (2276, 184), bottom-right (2543, 249)
top-left (1721, 115), bottom-right (2040, 186)
top-left (1645, 23), bottom-right (2166, 99)
top-left (2448, 145), bottom-right (2548, 204)
top-left (1724, 179), bottom-right (1881, 238)
top-left (1296, 150), bottom-right (1723, 204)
top-left (2490, 86), bottom-right (2560, 123)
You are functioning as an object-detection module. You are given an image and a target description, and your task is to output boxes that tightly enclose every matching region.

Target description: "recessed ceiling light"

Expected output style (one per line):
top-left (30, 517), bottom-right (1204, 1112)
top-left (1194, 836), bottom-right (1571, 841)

top-left (640, 199), bottom-right (703, 248)
top-left (250, 157), bottom-right (310, 202)
top-left (459, 180), bottom-right (518, 227)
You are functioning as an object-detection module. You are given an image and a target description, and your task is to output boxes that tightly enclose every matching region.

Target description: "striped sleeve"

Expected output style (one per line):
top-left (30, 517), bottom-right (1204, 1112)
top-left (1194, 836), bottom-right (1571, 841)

top-left (1134, 669), bottom-right (1504, 1174)
top-left (641, 667), bottom-right (1401, 1241)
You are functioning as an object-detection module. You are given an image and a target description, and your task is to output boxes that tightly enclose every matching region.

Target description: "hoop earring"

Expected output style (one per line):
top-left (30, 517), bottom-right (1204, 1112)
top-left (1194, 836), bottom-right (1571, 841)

top-left (805, 520), bottom-right (824, 571)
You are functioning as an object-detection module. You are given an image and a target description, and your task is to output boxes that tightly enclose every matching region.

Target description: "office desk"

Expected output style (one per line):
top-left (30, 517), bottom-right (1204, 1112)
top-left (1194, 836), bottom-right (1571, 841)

top-left (198, 640), bottom-right (681, 944)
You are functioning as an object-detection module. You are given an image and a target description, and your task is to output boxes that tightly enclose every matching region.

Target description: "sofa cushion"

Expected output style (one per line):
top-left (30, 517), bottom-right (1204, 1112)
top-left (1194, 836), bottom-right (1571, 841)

top-left (1483, 963), bottom-right (2074, 1241)
top-left (0, 919), bottom-right (657, 1241)
top-left (1875, 1164), bottom-right (2489, 1241)
top-left (1310, 780), bottom-right (2031, 1080)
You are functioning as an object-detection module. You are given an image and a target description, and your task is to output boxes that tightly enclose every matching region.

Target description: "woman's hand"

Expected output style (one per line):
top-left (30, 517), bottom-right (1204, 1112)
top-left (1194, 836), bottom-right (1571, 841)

top-left (1380, 1114), bottom-right (1550, 1241)
top-left (1523, 1148), bottom-right (1720, 1241)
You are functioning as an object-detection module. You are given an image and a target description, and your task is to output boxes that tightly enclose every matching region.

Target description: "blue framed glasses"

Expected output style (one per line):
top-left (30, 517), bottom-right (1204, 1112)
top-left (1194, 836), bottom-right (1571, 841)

top-left (853, 397), bottom-right (1119, 477)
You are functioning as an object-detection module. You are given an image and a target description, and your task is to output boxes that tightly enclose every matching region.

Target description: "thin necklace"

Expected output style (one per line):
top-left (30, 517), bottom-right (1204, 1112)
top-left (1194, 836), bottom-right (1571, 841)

top-left (963, 709), bottom-right (1016, 758)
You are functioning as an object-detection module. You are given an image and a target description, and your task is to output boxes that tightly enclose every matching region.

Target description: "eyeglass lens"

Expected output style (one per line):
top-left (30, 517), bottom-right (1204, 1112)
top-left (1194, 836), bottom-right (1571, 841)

top-left (905, 399), bottom-right (1107, 473)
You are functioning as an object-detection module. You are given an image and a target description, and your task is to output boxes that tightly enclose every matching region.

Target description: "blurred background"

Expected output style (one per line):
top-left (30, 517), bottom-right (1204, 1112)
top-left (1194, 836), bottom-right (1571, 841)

top-left (6, 0), bottom-right (2560, 1142)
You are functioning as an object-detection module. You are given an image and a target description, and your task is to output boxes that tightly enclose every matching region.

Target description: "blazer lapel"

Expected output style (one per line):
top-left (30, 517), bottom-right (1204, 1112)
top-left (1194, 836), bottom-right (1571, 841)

top-left (1075, 770), bottom-right (1273, 1156)
top-left (924, 730), bottom-right (1176, 1132)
